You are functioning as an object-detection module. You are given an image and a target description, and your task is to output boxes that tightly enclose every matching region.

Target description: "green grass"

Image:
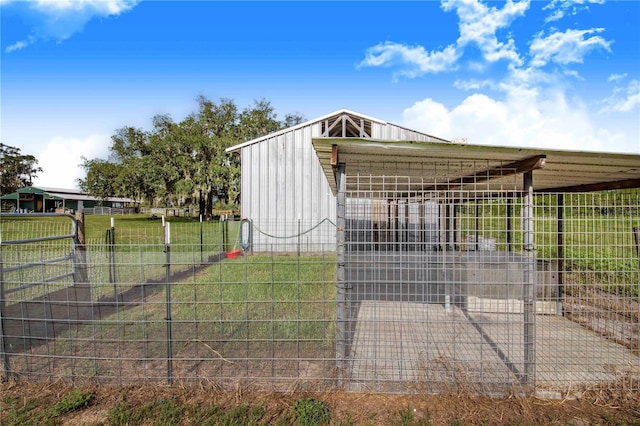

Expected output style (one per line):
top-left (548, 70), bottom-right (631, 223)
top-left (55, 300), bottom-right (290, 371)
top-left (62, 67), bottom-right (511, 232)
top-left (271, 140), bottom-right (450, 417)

top-left (0, 213), bottom-right (241, 301)
top-left (456, 193), bottom-right (639, 296)
top-left (294, 398), bottom-right (331, 426)
top-left (27, 251), bottom-right (336, 381)
top-left (52, 389), bottom-right (95, 415)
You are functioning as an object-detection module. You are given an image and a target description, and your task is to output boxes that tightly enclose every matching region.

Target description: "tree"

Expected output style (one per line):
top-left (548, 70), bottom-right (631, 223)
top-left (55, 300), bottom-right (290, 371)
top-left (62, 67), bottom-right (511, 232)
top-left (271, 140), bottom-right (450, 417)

top-left (192, 97), bottom-right (240, 216)
top-left (78, 158), bottom-right (124, 203)
top-left (0, 143), bottom-right (42, 195)
top-left (79, 97), bottom-right (305, 218)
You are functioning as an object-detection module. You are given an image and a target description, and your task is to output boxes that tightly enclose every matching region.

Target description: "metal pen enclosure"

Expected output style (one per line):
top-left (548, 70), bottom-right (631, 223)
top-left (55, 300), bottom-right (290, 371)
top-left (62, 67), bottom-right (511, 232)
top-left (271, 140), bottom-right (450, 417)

top-left (318, 137), bottom-right (640, 395)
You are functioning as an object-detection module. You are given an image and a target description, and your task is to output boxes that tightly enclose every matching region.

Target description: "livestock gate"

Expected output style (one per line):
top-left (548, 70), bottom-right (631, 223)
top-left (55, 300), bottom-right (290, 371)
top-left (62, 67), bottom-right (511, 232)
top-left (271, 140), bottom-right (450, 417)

top-left (315, 138), bottom-right (640, 395)
top-left (0, 213), bottom-right (90, 380)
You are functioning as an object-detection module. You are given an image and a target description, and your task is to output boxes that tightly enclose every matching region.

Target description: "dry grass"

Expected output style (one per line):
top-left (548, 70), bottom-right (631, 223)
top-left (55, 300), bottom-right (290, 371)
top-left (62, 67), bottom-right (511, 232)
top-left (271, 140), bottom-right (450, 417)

top-left (1, 380), bottom-right (639, 425)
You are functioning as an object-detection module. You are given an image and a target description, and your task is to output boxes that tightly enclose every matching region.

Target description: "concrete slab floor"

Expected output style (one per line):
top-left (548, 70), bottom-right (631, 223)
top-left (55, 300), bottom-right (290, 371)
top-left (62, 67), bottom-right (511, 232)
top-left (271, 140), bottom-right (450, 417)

top-left (347, 300), bottom-right (639, 393)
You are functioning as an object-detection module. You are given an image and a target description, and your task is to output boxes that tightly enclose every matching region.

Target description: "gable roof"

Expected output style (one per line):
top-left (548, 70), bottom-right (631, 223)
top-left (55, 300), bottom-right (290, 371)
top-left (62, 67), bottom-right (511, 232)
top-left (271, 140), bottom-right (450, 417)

top-left (226, 108), bottom-right (449, 153)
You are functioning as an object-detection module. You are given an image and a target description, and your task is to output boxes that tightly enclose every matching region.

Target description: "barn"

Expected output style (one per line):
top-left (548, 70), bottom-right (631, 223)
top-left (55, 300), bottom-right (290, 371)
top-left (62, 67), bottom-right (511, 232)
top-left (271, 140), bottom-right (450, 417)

top-left (0, 186), bottom-right (137, 214)
top-left (226, 109), bottom-right (449, 251)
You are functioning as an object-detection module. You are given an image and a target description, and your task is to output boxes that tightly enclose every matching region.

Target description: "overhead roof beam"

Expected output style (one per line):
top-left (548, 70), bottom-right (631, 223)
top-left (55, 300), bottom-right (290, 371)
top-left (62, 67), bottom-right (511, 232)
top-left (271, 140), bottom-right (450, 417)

top-left (449, 155), bottom-right (547, 186)
top-left (330, 144), bottom-right (339, 167)
top-left (535, 178), bottom-right (640, 193)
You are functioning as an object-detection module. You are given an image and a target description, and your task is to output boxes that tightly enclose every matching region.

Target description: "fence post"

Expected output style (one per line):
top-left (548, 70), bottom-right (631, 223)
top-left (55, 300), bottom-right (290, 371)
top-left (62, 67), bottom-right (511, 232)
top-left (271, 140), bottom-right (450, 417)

top-left (634, 226), bottom-right (640, 264)
top-left (110, 217), bottom-right (117, 288)
top-left (107, 218), bottom-right (118, 298)
top-left (335, 162), bottom-right (347, 385)
top-left (200, 214), bottom-right (203, 264)
top-left (73, 212), bottom-right (89, 284)
top-left (164, 222), bottom-right (173, 384)
top-left (557, 194), bottom-right (564, 316)
top-left (221, 216), bottom-right (229, 253)
top-left (522, 172), bottom-right (536, 390)
top-left (0, 235), bottom-right (9, 381)
top-left (297, 217), bottom-right (301, 257)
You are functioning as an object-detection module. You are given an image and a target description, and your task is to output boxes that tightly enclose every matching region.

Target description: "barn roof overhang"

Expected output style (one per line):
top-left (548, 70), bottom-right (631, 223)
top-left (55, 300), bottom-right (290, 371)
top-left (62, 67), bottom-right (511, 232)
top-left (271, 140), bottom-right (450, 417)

top-left (312, 138), bottom-right (640, 195)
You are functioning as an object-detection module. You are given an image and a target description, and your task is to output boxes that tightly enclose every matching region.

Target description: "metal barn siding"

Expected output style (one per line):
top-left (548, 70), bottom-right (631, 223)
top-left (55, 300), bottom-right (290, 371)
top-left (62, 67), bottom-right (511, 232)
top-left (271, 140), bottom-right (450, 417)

top-left (230, 109), bottom-right (451, 252)
top-left (240, 122), bottom-right (336, 252)
top-left (372, 122), bottom-right (441, 142)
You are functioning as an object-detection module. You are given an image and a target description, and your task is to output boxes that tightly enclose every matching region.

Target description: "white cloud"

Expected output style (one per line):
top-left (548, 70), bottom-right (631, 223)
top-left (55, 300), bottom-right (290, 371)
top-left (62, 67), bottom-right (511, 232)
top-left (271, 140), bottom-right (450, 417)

top-left (608, 73), bottom-right (627, 82)
top-left (543, 0), bottom-right (606, 23)
top-left (5, 35), bottom-right (36, 52)
top-left (453, 78), bottom-right (495, 91)
top-left (544, 9), bottom-right (564, 23)
top-left (402, 99), bottom-right (452, 137)
top-left (357, 0), bottom-right (636, 155)
top-left (3, 0), bottom-right (140, 52)
top-left (401, 87), bottom-right (636, 154)
top-left (359, 42), bottom-right (460, 79)
top-left (33, 0), bottom-right (137, 15)
top-left (443, 0), bottom-right (529, 66)
top-left (33, 134), bottom-right (112, 189)
top-left (529, 28), bottom-right (611, 68)
top-left (600, 80), bottom-right (640, 113)
top-left (359, 1), bottom-right (530, 78)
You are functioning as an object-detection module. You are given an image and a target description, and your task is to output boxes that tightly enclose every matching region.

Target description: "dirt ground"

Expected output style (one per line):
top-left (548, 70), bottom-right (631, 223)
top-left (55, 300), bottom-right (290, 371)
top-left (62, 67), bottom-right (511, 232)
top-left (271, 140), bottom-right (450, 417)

top-left (2, 381), bottom-right (639, 425)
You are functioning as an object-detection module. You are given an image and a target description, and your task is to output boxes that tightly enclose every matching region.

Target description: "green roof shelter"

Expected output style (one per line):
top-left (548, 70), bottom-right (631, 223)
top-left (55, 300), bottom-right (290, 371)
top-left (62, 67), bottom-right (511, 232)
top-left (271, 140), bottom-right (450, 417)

top-left (1, 186), bottom-right (136, 213)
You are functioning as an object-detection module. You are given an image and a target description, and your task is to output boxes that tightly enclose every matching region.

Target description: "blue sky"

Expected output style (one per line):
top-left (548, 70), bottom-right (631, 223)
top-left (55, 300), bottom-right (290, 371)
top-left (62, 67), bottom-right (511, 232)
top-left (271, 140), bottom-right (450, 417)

top-left (1, 0), bottom-right (639, 189)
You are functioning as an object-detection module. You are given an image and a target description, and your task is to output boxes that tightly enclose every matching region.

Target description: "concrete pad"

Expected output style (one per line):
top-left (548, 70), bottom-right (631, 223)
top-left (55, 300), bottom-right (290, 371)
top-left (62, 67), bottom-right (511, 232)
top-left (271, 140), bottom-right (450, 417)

top-left (348, 301), bottom-right (518, 392)
top-left (469, 312), bottom-right (640, 388)
top-left (348, 301), bottom-right (639, 393)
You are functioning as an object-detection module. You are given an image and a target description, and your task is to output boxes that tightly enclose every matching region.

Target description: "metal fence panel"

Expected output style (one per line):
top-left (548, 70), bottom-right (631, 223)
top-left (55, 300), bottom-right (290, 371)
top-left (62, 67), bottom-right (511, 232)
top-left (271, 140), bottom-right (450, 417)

top-left (1, 196), bottom-right (638, 397)
top-left (336, 169), bottom-right (638, 395)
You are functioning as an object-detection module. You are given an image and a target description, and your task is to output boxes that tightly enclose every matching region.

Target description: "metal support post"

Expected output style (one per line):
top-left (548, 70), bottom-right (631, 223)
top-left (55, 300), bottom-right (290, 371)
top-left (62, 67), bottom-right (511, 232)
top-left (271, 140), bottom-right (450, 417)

top-left (0, 241), bottom-right (9, 381)
top-left (335, 163), bottom-right (347, 384)
top-left (522, 172), bottom-right (536, 389)
top-left (557, 194), bottom-right (564, 316)
top-left (164, 222), bottom-right (173, 384)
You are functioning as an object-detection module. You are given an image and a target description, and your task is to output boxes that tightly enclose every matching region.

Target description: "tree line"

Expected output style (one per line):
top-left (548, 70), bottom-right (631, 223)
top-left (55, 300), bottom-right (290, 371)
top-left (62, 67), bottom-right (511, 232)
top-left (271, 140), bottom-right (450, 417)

top-left (79, 97), bottom-right (303, 218)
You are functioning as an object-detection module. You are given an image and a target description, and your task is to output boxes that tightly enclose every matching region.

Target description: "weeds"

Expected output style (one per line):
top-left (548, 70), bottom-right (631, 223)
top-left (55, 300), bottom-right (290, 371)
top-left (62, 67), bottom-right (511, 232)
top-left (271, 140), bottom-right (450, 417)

top-left (1, 396), bottom-right (55, 426)
top-left (294, 398), bottom-right (331, 426)
top-left (397, 406), bottom-right (432, 426)
top-left (53, 389), bottom-right (94, 414)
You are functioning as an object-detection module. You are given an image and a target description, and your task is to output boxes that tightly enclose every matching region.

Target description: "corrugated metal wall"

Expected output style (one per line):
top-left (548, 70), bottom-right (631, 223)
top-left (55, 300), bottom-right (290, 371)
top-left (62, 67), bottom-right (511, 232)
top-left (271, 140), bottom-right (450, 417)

top-left (239, 115), bottom-right (444, 252)
top-left (241, 122), bottom-right (336, 251)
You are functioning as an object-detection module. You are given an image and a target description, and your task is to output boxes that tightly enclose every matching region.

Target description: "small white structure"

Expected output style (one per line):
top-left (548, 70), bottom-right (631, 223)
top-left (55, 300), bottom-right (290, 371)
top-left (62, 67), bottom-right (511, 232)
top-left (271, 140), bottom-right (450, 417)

top-left (226, 109), bottom-right (449, 251)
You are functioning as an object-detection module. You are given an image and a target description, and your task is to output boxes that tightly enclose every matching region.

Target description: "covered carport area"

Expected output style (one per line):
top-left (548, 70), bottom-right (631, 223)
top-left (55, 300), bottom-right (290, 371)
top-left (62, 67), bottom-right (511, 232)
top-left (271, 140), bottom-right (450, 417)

top-left (313, 137), bottom-right (640, 395)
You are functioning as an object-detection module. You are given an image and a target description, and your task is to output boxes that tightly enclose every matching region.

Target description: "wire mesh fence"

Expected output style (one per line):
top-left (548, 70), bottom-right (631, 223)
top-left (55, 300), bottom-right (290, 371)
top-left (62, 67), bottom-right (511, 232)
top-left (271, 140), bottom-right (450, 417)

top-left (0, 215), bottom-right (337, 389)
top-left (336, 169), bottom-right (639, 396)
top-left (1, 193), bottom-right (639, 397)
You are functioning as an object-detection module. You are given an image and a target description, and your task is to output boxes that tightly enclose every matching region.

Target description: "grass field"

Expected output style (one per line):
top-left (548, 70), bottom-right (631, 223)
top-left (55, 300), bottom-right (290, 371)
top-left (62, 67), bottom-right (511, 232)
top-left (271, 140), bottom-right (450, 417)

top-left (457, 195), bottom-right (640, 297)
top-left (6, 251), bottom-right (337, 384)
top-left (0, 214), bottom-right (241, 301)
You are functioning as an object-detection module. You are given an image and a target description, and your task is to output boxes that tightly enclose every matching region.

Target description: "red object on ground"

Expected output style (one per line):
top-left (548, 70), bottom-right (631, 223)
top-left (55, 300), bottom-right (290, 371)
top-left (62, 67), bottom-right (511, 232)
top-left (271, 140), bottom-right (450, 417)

top-left (226, 249), bottom-right (242, 259)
